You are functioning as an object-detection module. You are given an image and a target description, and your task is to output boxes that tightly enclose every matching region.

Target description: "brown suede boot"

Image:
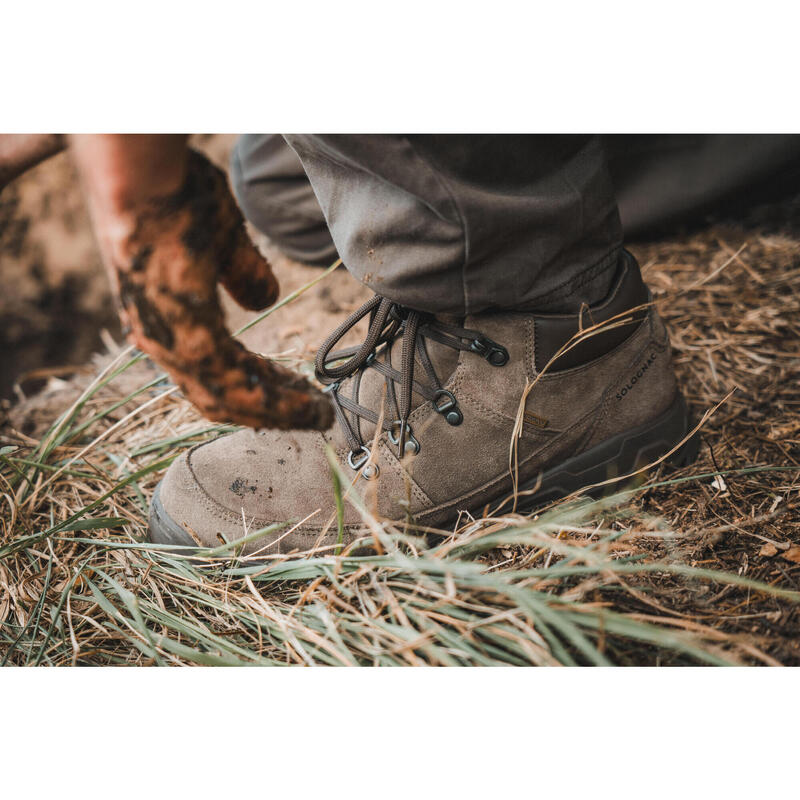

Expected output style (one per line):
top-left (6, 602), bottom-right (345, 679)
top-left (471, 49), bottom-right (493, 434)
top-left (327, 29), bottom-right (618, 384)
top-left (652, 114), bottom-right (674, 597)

top-left (148, 251), bottom-right (697, 554)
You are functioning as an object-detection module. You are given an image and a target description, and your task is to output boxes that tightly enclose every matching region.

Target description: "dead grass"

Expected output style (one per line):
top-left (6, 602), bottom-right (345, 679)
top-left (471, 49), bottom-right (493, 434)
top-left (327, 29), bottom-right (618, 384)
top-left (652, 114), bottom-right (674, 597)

top-left (1, 198), bottom-right (799, 666)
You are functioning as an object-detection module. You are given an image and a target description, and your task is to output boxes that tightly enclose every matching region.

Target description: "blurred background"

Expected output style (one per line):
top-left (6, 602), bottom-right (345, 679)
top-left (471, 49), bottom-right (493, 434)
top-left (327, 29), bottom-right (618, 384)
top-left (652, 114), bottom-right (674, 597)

top-left (0, 135), bottom-right (236, 402)
top-left (4, 133), bottom-right (800, 406)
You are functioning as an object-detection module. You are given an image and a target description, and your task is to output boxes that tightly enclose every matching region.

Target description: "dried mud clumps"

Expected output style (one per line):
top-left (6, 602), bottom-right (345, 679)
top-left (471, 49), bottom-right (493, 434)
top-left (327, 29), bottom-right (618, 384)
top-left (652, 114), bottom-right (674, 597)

top-left (114, 150), bottom-right (333, 431)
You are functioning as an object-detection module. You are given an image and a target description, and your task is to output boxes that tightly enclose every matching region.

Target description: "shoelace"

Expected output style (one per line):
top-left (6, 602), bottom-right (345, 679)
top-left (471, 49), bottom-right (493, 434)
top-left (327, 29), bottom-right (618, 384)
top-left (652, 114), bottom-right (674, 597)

top-left (314, 295), bottom-right (509, 479)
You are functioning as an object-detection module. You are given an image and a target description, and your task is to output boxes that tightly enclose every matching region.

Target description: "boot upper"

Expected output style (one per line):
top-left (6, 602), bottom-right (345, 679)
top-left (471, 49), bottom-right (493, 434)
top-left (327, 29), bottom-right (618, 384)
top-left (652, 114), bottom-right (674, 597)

top-left (155, 251), bottom-right (678, 554)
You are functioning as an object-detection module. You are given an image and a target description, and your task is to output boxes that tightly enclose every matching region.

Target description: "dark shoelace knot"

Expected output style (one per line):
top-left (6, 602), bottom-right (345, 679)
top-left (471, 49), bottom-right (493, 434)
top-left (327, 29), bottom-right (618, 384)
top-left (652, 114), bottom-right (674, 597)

top-left (314, 295), bottom-right (509, 479)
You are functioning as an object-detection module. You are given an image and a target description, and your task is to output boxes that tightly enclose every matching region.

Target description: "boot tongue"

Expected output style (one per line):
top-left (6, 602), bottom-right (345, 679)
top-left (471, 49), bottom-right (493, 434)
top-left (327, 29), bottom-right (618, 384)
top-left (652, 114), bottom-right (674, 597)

top-left (327, 315), bottom-right (462, 450)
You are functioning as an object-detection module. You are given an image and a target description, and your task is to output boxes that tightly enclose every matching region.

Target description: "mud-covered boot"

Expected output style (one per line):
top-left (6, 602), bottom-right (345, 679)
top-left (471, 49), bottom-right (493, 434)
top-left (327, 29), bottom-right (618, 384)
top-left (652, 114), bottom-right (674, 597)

top-left (149, 250), bottom-right (696, 554)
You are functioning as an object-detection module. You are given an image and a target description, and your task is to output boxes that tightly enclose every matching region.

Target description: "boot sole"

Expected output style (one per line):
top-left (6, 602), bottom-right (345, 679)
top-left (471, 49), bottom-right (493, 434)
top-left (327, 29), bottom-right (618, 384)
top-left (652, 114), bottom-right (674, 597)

top-left (147, 393), bottom-right (698, 549)
top-left (499, 392), bottom-right (698, 514)
top-left (149, 482), bottom-right (198, 548)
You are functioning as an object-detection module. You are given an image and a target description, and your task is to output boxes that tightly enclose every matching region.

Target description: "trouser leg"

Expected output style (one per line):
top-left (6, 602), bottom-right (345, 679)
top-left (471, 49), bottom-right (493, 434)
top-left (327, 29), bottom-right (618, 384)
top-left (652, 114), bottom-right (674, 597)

top-left (229, 134), bottom-right (338, 266)
top-left (283, 134), bottom-right (622, 315)
top-left (232, 135), bottom-right (800, 302)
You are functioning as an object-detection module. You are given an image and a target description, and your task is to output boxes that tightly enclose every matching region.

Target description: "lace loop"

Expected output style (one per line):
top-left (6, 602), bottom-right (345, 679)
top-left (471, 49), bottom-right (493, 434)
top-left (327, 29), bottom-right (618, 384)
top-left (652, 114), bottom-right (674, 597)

top-left (317, 295), bottom-right (507, 467)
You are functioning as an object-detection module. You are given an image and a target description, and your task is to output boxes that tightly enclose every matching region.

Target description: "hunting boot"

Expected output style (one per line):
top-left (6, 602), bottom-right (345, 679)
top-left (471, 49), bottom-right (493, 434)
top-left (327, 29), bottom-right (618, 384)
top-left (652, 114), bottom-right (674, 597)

top-left (149, 250), bottom-right (697, 554)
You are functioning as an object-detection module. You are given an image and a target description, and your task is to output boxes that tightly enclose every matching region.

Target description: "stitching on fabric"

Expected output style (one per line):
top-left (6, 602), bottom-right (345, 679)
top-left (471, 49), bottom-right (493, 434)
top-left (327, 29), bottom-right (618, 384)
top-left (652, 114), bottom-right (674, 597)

top-left (525, 317), bottom-right (536, 380)
top-left (456, 387), bottom-right (556, 438)
top-left (416, 411), bottom-right (598, 519)
top-left (378, 440), bottom-right (432, 507)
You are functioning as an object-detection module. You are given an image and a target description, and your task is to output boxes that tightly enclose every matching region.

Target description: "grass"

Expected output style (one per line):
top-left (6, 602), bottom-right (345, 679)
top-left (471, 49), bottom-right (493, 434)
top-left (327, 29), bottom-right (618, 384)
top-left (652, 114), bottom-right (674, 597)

top-left (2, 199), bottom-right (800, 666)
top-left (1, 381), bottom-right (790, 667)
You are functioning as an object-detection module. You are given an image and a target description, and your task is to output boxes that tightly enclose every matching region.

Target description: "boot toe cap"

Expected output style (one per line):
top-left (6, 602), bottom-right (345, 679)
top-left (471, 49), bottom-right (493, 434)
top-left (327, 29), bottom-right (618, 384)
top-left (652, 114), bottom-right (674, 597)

top-left (147, 430), bottom-right (355, 555)
top-left (148, 449), bottom-right (253, 551)
top-left (148, 479), bottom-right (201, 549)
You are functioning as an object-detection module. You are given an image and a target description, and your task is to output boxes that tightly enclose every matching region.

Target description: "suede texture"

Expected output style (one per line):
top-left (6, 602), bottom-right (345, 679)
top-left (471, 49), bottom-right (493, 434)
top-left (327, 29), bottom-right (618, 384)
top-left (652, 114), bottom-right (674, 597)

top-left (158, 429), bottom-right (364, 555)
top-left (157, 300), bottom-right (680, 554)
top-left (412, 305), bottom-right (677, 527)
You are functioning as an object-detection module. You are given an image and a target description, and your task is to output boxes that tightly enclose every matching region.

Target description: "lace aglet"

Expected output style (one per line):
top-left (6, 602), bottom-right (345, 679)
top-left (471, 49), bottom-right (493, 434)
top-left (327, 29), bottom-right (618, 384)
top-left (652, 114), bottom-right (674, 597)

top-left (397, 419), bottom-right (408, 459)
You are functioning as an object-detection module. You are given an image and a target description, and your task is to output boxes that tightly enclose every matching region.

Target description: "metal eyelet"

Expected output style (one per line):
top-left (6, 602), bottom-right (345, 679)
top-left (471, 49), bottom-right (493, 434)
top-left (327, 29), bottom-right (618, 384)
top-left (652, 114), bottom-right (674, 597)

top-left (388, 420), bottom-right (420, 455)
top-left (470, 337), bottom-right (509, 366)
top-left (432, 390), bottom-right (463, 426)
top-left (361, 462), bottom-right (380, 480)
top-left (347, 446), bottom-right (370, 470)
top-left (347, 446), bottom-right (379, 479)
top-left (432, 389), bottom-right (456, 412)
top-left (445, 408), bottom-right (463, 425)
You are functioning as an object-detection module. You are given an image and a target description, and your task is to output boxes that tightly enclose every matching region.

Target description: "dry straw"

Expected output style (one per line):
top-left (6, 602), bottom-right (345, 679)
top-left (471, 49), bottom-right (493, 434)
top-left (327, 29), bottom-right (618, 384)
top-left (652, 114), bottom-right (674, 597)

top-left (2, 207), bottom-right (799, 666)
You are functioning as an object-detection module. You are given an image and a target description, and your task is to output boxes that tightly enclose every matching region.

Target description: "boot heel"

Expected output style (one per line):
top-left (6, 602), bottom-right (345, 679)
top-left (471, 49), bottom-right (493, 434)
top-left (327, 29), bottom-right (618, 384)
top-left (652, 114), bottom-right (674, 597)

top-left (509, 393), bottom-right (697, 512)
